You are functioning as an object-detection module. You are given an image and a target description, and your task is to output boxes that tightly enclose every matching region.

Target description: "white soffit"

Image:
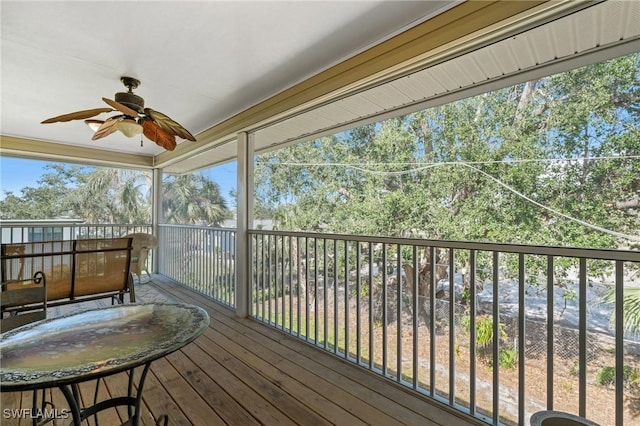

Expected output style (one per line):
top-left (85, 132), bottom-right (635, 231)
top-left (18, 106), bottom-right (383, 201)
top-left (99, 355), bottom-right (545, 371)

top-left (166, 0), bottom-right (640, 174)
top-left (253, 0), bottom-right (640, 152)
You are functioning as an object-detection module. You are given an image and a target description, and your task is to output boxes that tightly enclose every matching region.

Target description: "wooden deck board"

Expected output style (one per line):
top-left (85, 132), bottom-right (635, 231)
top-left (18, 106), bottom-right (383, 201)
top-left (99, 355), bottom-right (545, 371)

top-left (136, 368), bottom-right (191, 426)
top-left (191, 327), bottom-right (331, 425)
top-left (147, 355), bottom-right (226, 426)
top-left (201, 322), bottom-right (366, 425)
top-left (1, 276), bottom-right (482, 426)
top-left (0, 389), bottom-right (23, 426)
top-left (175, 295), bottom-right (401, 425)
top-left (165, 348), bottom-right (265, 426)
top-left (178, 342), bottom-right (300, 426)
top-left (105, 369), bottom-right (145, 425)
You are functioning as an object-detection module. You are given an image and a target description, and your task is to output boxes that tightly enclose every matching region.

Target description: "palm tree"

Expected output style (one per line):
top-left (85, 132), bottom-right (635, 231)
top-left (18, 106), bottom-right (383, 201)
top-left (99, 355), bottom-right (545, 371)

top-left (67, 168), bottom-right (151, 224)
top-left (602, 286), bottom-right (640, 336)
top-left (162, 174), bottom-right (230, 226)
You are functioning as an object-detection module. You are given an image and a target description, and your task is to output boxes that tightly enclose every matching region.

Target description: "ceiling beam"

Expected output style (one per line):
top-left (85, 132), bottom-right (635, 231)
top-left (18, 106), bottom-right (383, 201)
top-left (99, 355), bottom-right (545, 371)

top-left (0, 136), bottom-right (155, 169)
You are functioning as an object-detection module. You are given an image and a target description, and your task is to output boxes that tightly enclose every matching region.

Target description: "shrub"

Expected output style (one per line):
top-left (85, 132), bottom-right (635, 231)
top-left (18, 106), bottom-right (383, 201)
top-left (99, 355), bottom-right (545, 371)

top-left (476, 315), bottom-right (507, 349)
top-left (499, 349), bottom-right (518, 369)
top-left (596, 366), bottom-right (616, 386)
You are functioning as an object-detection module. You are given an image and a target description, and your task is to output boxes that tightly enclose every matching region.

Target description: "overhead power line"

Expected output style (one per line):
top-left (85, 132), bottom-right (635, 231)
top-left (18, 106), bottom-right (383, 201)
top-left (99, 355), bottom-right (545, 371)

top-left (258, 157), bottom-right (640, 242)
top-left (256, 154), bottom-right (640, 169)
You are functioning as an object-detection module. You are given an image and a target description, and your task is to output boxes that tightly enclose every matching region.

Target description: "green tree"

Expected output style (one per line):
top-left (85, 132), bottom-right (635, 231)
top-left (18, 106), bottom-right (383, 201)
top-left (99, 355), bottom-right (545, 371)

top-left (254, 53), bottom-right (639, 249)
top-left (1, 164), bottom-right (232, 227)
top-left (162, 174), bottom-right (231, 226)
top-left (0, 164), bottom-right (76, 219)
top-left (66, 167), bottom-right (152, 223)
top-left (535, 54), bottom-right (640, 248)
top-left (254, 53), bottom-right (640, 337)
top-left (602, 287), bottom-right (640, 336)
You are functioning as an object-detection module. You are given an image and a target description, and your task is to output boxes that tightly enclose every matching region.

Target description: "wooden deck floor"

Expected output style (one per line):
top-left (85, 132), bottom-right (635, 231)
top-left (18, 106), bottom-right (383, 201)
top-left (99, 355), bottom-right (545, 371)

top-left (1, 276), bottom-right (482, 426)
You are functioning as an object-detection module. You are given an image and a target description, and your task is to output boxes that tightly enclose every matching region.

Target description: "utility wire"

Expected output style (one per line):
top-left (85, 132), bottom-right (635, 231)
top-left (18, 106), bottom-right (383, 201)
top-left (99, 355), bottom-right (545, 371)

top-left (256, 154), bottom-right (640, 169)
top-left (259, 158), bottom-right (640, 242)
top-left (457, 163), bottom-right (638, 242)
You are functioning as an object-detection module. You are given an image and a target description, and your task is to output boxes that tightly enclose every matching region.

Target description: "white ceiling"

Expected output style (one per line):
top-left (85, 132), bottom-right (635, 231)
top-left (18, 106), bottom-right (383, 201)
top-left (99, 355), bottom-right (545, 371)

top-left (253, 0), bottom-right (640, 149)
top-left (177, 0), bottom-right (640, 173)
top-left (0, 0), bottom-right (455, 157)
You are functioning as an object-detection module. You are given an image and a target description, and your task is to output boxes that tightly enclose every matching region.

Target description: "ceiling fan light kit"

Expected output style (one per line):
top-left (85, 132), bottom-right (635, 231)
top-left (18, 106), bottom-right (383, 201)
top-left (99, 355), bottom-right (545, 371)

top-left (85, 117), bottom-right (143, 138)
top-left (85, 119), bottom-right (103, 132)
top-left (41, 76), bottom-right (196, 151)
top-left (116, 119), bottom-right (144, 138)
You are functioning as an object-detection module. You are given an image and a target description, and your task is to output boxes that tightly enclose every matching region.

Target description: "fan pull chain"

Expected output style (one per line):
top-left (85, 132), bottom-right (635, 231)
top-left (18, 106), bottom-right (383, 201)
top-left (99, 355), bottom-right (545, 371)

top-left (140, 136), bottom-right (144, 147)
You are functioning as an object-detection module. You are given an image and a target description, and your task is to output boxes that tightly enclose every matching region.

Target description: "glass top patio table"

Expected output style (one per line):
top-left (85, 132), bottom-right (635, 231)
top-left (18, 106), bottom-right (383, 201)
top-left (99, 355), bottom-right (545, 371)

top-left (0, 302), bottom-right (210, 425)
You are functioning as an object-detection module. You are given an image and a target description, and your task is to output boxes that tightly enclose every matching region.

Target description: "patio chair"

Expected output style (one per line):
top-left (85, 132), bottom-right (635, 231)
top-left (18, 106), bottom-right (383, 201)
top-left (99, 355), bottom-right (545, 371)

top-left (125, 232), bottom-right (158, 283)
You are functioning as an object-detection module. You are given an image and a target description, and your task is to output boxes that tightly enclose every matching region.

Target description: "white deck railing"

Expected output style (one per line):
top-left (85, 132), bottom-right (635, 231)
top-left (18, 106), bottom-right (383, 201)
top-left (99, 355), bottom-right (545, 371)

top-left (3, 221), bottom-right (639, 425)
top-left (248, 229), bottom-right (640, 426)
top-left (0, 221), bottom-right (152, 243)
top-left (157, 224), bottom-right (236, 308)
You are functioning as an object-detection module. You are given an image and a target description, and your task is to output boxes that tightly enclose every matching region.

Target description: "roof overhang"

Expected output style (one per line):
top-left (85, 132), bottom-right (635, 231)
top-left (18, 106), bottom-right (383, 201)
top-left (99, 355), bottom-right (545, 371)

top-left (2, 1), bottom-right (638, 175)
top-left (160, 0), bottom-right (640, 174)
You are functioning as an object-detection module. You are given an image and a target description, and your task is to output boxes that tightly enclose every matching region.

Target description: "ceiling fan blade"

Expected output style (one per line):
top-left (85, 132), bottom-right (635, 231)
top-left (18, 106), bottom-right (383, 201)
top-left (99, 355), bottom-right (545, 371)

top-left (102, 97), bottom-right (140, 117)
top-left (92, 117), bottom-right (122, 140)
top-left (41, 108), bottom-right (114, 124)
top-left (141, 119), bottom-right (177, 151)
top-left (144, 108), bottom-right (196, 141)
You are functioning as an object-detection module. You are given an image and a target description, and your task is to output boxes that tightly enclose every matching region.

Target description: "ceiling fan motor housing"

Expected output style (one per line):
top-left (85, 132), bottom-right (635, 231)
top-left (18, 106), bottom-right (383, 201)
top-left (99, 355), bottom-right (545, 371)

top-left (115, 91), bottom-right (145, 114)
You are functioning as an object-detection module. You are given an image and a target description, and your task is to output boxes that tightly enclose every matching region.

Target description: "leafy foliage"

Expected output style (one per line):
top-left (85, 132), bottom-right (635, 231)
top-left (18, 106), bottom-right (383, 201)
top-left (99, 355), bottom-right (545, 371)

top-left (0, 164), bottom-right (74, 219)
top-left (0, 164), bottom-right (231, 226)
top-left (254, 54), bottom-right (640, 249)
top-left (0, 164), bottom-right (151, 223)
top-left (162, 174), bottom-right (231, 226)
top-left (595, 366), bottom-right (616, 386)
top-left (254, 53), bottom-right (640, 336)
top-left (602, 286), bottom-right (640, 335)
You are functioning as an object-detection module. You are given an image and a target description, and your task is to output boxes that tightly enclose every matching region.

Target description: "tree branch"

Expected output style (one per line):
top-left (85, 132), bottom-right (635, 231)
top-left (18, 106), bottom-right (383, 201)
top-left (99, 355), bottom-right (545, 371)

top-left (612, 198), bottom-right (640, 210)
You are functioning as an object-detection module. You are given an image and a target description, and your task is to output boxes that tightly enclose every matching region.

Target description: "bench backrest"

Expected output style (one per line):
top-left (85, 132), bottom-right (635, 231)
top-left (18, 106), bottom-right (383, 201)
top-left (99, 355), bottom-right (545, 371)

top-left (1, 271), bottom-right (47, 332)
top-left (1, 238), bottom-right (133, 306)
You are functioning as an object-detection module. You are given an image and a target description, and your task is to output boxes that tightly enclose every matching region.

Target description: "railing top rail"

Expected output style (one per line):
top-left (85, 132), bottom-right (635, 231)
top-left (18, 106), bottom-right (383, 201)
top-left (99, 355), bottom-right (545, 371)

top-left (158, 224), bottom-right (236, 231)
top-left (248, 229), bottom-right (640, 262)
top-left (76, 224), bottom-right (153, 227)
top-left (0, 221), bottom-right (86, 227)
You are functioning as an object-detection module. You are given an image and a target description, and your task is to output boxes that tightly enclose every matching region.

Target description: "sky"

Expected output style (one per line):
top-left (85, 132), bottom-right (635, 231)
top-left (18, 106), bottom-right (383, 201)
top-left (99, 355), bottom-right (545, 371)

top-left (0, 156), bottom-right (238, 206)
top-left (0, 157), bottom-right (51, 197)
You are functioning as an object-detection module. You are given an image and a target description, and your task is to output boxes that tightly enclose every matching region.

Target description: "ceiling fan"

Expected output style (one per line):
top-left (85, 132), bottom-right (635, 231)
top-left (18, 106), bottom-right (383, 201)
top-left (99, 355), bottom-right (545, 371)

top-left (41, 76), bottom-right (196, 151)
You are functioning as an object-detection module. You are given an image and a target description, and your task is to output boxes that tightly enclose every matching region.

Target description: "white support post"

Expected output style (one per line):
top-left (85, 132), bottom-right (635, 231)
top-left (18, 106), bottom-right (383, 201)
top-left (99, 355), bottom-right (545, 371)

top-left (235, 131), bottom-right (254, 318)
top-left (151, 167), bottom-right (163, 274)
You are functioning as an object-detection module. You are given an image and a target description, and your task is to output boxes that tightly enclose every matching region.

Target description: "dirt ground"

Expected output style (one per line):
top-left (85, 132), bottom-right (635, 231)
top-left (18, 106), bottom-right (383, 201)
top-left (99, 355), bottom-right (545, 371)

top-left (377, 322), bottom-right (637, 426)
top-left (266, 292), bottom-right (640, 426)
